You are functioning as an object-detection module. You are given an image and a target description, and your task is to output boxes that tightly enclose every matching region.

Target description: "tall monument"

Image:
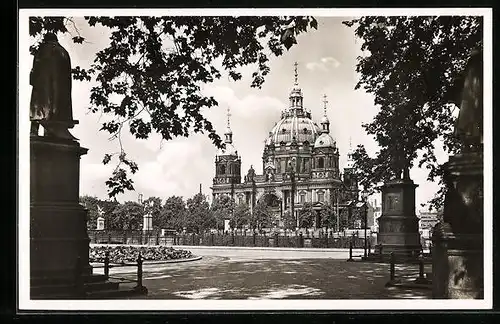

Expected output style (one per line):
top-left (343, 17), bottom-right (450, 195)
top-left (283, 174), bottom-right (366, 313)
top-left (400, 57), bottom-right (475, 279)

top-left (432, 49), bottom-right (484, 299)
top-left (30, 33), bottom-right (93, 297)
top-left (375, 170), bottom-right (421, 258)
top-left (29, 33), bottom-right (140, 298)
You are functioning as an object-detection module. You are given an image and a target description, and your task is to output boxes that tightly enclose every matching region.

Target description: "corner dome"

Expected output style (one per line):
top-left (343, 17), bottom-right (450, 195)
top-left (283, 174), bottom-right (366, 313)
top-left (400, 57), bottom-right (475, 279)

top-left (314, 133), bottom-right (336, 149)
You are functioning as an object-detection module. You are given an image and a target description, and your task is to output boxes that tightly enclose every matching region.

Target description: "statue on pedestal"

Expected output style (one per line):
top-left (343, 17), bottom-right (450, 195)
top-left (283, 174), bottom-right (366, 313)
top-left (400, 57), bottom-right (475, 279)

top-left (454, 49), bottom-right (483, 154)
top-left (442, 49), bottom-right (483, 232)
top-left (432, 48), bottom-right (484, 299)
top-left (30, 33), bottom-right (78, 140)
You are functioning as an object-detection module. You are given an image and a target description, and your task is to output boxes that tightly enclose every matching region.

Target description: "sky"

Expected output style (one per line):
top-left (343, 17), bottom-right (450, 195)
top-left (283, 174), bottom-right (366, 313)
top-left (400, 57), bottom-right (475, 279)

top-left (27, 16), bottom-right (452, 211)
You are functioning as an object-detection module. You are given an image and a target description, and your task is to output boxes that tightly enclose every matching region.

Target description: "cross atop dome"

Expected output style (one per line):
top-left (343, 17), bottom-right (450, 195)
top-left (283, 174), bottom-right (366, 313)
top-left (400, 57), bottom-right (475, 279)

top-left (294, 61), bottom-right (299, 86)
top-left (227, 106), bottom-right (231, 128)
top-left (322, 94), bottom-right (328, 115)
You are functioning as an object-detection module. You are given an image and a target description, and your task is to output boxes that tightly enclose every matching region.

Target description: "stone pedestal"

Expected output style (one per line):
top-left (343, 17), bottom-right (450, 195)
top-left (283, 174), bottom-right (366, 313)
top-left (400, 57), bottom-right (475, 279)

top-left (432, 153), bottom-right (483, 299)
top-left (376, 178), bottom-right (421, 257)
top-left (30, 136), bottom-right (91, 293)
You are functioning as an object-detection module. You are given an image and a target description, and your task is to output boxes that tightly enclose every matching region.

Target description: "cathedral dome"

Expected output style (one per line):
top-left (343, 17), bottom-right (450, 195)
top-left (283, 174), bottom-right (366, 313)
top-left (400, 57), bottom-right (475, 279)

top-left (314, 133), bottom-right (336, 149)
top-left (266, 112), bottom-right (321, 146)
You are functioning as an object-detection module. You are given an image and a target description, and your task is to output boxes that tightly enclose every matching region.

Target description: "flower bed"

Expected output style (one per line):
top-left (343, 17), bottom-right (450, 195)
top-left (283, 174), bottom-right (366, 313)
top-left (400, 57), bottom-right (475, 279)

top-left (90, 245), bottom-right (193, 264)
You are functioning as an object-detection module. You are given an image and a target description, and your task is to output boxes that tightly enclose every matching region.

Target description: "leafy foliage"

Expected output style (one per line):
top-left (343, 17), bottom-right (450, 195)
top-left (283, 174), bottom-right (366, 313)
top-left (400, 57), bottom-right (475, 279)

top-left (282, 210), bottom-right (296, 230)
top-left (319, 203), bottom-right (336, 230)
top-left (108, 201), bottom-right (144, 230)
top-left (79, 195), bottom-right (101, 229)
top-left (343, 16), bottom-right (482, 210)
top-left (30, 16), bottom-right (317, 198)
top-left (160, 195), bottom-right (187, 231)
top-left (185, 193), bottom-right (213, 233)
top-left (210, 195), bottom-right (235, 230)
top-left (231, 203), bottom-right (251, 229)
top-left (251, 198), bottom-right (273, 230)
top-left (298, 202), bottom-right (315, 228)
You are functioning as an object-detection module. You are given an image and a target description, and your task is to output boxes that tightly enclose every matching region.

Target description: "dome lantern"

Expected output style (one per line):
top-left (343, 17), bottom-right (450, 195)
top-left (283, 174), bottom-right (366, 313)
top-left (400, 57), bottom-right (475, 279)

top-left (288, 62), bottom-right (304, 115)
top-left (346, 137), bottom-right (355, 168)
top-left (219, 106), bottom-right (238, 156)
top-left (224, 106), bottom-right (233, 144)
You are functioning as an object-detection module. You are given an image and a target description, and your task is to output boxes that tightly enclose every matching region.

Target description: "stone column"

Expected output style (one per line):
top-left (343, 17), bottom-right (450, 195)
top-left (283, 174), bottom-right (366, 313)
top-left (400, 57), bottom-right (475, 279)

top-left (432, 153), bottom-right (483, 299)
top-left (376, 178), bottom-right (421, 257)
top-left (431, 49), bottom-right (483, 299)
top-left (30, 136), bottom-right (92, 287)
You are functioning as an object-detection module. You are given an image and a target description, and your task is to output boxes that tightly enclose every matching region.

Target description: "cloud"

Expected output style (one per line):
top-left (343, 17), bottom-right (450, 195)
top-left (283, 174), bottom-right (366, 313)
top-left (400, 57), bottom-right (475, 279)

top-left (125, 86), bottom-right (287, 201)
top-left (80, 163), bottom-right (115, 197)
top-left (306, 56), bottom-right (341, 71)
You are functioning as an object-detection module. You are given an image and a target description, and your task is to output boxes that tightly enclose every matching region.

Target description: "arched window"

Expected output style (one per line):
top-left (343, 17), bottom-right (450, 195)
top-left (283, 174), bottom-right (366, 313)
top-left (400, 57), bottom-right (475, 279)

top-left (220, 164), bottom-right (226, 175)
top-left (318, 157), bottom-right (324, 168)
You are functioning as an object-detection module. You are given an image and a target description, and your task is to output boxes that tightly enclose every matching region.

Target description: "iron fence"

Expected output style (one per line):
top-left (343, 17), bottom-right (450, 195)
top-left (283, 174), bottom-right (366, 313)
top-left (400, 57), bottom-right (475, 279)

top-left (88, 230), bottom-right (376, 249)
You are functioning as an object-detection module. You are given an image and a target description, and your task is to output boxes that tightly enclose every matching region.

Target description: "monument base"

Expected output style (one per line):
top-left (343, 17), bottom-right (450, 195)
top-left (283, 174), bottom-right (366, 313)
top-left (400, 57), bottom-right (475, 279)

top-left (431, 151), bottom-right (483, 299)
top-left (375, 178), bottom-right (422, 260)
top-left (30, 135), bottom-right (144, 299)
top-left (432, 223), bottom-right (483, 299)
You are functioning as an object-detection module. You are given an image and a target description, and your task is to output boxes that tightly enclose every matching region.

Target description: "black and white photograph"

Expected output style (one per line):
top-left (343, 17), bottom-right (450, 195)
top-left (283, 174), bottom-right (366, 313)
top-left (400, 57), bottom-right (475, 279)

top-left (17, 8), bottom-right (492, 311)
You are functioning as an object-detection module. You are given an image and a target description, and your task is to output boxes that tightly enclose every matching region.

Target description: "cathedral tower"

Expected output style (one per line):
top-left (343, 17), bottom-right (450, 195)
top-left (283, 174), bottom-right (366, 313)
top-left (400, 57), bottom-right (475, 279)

top-left (213, 107), bottom-right (242, 198)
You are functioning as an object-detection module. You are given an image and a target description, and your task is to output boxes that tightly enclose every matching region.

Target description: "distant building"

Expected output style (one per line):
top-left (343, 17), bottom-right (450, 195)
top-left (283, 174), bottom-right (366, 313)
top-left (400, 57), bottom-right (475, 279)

top-left (418, 210), bottom-right (442, 247)
top-left (210, 63), bottom-right (364, 230)
top-left (369, 197), bottom-right (382, 232)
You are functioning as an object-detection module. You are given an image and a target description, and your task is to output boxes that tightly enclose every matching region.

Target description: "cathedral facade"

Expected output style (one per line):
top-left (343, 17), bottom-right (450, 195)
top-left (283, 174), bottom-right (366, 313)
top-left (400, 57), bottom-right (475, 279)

top-left (211, 63), bottom-right (362, 230)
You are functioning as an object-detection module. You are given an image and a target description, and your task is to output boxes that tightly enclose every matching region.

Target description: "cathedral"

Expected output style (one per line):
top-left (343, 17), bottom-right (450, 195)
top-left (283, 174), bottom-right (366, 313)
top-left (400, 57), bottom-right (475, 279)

top-left (211, 63), bottom-right (363, 230)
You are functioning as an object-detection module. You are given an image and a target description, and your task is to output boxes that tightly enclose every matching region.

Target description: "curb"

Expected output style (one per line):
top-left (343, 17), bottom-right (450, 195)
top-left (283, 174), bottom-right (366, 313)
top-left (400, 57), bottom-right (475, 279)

top-left (173, 245), bottom-right (365, 253)
top-left (143, 256), bottom-right (202, 264)
top-left (90, 256), bottom-right (202, 268)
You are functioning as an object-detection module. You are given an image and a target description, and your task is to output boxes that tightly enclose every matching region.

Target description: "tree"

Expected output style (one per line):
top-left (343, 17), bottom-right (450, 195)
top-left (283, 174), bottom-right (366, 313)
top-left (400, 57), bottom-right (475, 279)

top-left (210, 195), bottom-right (235, 230)
top-left (319, 203), bottom-right (336, 230)
top-left (339, 208), bottom-right (350, 232)
top-left (343, 16), bottom-right (482, 210)
top-left (143, 196), bottom-right (163, 229)
top-left (29, 16), bottom-right (318, 198)
top-left (186, 193), bottom-right (213, 234)
top-left (79, 195), bottom-right (100, 229)
top-left (108, 201), bottom-right (144, 230)
top-left (231, 203), bottom-right (251, 229)
top-left (282, 210), bottom-right (296, 231)
top-left (251, 199), bottom-right (273, 230)
top-left (298, 203), bottom-right (315, 229)
top-left (160, 196), bottom-right (187, 231)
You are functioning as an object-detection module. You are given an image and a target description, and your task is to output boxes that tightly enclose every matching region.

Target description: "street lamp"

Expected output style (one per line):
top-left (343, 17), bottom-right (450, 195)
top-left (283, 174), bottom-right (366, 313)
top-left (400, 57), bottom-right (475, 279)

top-left (362, 189), bottom-right (369, 258)
top-left (287, 158), bottom-right (297, 229)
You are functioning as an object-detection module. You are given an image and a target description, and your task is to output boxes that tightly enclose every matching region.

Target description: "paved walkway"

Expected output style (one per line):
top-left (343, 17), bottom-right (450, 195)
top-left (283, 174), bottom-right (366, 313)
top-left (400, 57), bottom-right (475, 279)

top-left (95, 246), bottom-right (432, 300)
